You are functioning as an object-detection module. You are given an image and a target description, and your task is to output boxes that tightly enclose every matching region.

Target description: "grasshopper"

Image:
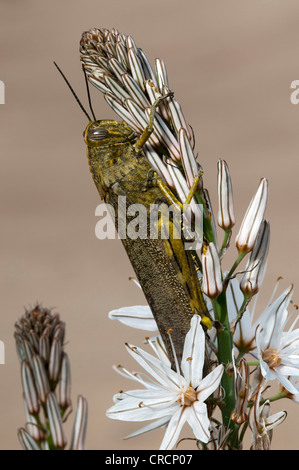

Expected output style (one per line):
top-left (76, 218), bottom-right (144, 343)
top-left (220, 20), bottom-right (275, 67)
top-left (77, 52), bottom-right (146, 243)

top-left (83, 92), bottom-right (212, 365)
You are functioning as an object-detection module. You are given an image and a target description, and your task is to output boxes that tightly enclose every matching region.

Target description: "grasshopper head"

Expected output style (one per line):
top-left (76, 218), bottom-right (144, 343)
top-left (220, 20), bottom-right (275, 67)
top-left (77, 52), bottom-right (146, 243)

top-left (84, 119), bottom-right (136, 147)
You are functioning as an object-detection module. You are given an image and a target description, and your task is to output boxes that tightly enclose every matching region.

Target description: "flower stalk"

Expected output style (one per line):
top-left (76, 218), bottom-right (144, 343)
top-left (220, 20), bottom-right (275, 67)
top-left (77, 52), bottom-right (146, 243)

top-left (212, 293), bottom-right (235, 428)
top-left (79, 27), bottom-right (297, 450)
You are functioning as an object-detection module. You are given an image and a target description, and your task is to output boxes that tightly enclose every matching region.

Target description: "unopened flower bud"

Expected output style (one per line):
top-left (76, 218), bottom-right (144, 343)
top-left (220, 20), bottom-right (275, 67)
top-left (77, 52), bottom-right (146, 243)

top-left (236, 178), bottom-right (268, 254)
top-left (240, 219), bottom-right (270, 296)
top-left (32, 355), bottom-right (50, 404)
top-left (179, 128), bottom-right (202, 191)
top-left (70, 395), bottom-right (88, 450)
top-left (21, 361), bottom-right (39, 416)
top-left (17, 428), bottom-right (40, 450)
top-left (58, 353), bottom-right (72, 410)
top-left (46, 392), bottom-right (67, 450)
top-left (23, 399), bottom-right (46, 443)
top-left (202, 242), bottom-right (223, 298)
top-left (49, 337), bottom-right (63, 382)
top-left (217, 159), bottom-right (235, 230)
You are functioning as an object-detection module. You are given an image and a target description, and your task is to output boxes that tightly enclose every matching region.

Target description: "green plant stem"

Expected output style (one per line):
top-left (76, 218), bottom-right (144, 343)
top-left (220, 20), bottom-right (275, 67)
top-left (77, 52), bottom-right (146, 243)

top-left (239, 421), bottom-right (248, 444)
top-left (231, 295), bottom-right (251, 333)
top-left (223, 251), bottom-right (247, 288)
top-left (247, 391), bottom-right (288, 409)
top-left (263, 391), bottom-right (288, 404)
top-left (220, 229), bottom-right (231, 253)
top-left (194, 192), bottom-right (216, 245)
top-left (212, 294), bottom-right (235, 428)
top-left (247, 361), bottom-right (260, 366)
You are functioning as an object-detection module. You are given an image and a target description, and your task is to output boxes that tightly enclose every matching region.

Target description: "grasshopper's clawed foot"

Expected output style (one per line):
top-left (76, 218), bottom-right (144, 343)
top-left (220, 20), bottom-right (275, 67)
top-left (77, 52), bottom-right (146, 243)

top-left (134, 91), bottom-right (174, 152)
top-left (152, 90), bottom-right (174, 109)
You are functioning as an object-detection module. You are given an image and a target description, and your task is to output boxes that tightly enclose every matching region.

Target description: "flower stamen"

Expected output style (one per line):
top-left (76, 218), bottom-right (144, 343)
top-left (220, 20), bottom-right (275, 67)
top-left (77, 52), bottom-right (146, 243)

top-left (262, 348), bottom-right (281, 369)
top-left (177, 385), bottom-right (197, 406)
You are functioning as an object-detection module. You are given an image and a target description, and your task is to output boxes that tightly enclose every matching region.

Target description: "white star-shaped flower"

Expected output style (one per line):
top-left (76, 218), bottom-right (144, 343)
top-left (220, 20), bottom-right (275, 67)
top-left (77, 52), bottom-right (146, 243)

top-left (254, 285), bottom-right (299, 394)
top-left (106, 315), bottom-right (224, 449)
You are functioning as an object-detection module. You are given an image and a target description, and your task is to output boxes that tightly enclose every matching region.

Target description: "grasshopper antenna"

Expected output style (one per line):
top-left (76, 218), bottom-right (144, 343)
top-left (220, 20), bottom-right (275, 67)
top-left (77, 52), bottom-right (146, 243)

top-left (53, 61), bottom-right (95, 122)
top-left (82, 65), bottom-right (97, 122)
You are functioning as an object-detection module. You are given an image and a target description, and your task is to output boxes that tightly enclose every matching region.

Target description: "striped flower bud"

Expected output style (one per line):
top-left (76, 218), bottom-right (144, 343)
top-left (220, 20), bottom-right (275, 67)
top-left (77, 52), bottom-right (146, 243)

top-left (17, 428), bottom-right (41, 450)
top-left (240, 219), bottom-right (270, 296)
top-left (21, 361), bottom-right (39, 416)
top-left (49, 337), bottom-right (63, 382)
top-left (202, 242), bottom-right (223, 298)
top-left (235, 178), bottom-right (268, 253)
top-left (58, 353), bottom-right (72, 411)
top-left (179, 128), bottom-right (202, 191)
top-left (217, 159), bottom-right (235, 230)
top-left (46, 393), bottom-right (67, 450)
top-left (70, 396), bottom-right (88, 450)
top-left (32, 355), bottom-right (50, 404)
top-left (23, 399), bottom-right (46, 443)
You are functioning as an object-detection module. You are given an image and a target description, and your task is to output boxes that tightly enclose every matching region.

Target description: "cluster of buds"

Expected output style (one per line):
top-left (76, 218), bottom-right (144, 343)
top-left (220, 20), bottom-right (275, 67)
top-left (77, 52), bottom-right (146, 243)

top-left (80, 28), bottom-right (203, 217)
top-left (14, 305), bottom-right (88, 450)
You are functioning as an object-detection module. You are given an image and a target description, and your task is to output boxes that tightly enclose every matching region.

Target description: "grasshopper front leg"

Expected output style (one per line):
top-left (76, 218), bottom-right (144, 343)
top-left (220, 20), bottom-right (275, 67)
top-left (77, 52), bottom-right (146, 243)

top-left (133, 92), bottom-right (174, 153)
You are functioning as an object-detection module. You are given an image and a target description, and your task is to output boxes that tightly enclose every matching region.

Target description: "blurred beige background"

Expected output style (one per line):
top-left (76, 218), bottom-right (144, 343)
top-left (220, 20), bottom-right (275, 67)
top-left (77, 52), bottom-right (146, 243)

top-left (1, 0), bottom-right (299, 450)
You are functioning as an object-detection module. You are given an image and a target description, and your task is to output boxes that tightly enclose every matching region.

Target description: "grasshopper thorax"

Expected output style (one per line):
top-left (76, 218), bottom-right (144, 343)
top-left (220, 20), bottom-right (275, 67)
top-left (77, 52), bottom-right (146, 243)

top-left (84, 119), bottom-right (136, 148)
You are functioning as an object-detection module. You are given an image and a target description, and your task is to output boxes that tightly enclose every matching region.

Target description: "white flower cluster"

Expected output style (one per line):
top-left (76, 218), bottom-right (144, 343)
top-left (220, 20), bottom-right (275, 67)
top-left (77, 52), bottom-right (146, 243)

top-left (108, 273), bottom-right (298, 449)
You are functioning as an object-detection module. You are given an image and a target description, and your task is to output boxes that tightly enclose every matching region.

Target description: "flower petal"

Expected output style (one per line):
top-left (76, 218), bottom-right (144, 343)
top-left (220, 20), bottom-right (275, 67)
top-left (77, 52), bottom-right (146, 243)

top-left (107, 390), bottom-right (177, 422)
top-left (260, 285), bottom-right (293, 349)
top-left (124, 416), bottom-right (170, 440)
top-left (125, 343), bottom-right (180, 390)
top-left (108, 305), bottom-right (157, 331)
top-left (187, 401), bottom-right (211, 443)
top-left (196, 364), bottom-right (224, 402)
top-left (159, 406), bottom-right (187, 450)
top-left (265, 410), bottom-right (287, 431)
top-left (181, 315), bottom-right (205, 387)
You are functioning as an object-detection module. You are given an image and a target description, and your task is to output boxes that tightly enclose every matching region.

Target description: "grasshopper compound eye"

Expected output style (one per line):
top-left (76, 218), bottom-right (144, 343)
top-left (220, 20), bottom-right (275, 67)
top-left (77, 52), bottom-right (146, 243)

top-left (87, 127), bottom-right (109, 141)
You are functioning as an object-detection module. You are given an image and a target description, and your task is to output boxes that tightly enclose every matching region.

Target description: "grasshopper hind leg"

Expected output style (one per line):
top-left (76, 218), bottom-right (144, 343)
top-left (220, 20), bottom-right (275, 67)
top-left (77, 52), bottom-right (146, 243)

top-left (149, 172), bottom-right (212, 330)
